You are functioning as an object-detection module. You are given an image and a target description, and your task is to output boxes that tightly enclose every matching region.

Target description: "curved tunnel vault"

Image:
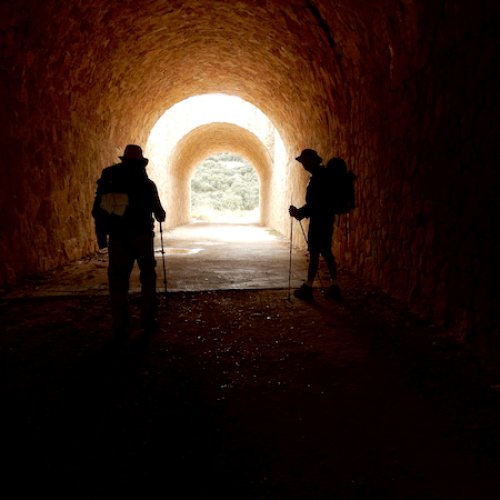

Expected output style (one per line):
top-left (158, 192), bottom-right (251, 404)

top-left (0, 1), bottom-right (497, 343)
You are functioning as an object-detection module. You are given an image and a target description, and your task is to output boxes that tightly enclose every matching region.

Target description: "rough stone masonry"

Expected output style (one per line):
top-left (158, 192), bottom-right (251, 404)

top-left (0, 1), bottom-right (498, 350)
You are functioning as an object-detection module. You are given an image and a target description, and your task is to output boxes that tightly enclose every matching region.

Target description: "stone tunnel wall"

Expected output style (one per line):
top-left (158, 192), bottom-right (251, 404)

top-left (334, 2), bottom-right (499, 343)
top-left (0, 1), bottom-right (498, 348)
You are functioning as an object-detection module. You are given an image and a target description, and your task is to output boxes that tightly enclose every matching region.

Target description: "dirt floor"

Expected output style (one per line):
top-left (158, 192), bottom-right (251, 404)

top-left (1, 225), bottom-right (499, 499)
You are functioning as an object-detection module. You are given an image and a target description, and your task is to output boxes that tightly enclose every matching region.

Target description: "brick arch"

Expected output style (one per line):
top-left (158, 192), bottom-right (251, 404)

top-left (164, 123), bottom-right (273, 228)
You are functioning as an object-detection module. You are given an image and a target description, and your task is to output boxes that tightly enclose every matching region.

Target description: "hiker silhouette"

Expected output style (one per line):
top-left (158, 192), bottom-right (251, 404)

top-left (92, 144), bottom-right (166, 339)
top-left (289, 149), bottom-right (341, 301)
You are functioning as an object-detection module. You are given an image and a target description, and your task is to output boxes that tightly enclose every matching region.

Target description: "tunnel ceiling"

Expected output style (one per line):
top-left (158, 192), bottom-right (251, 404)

top-left (9, 0), bottom-right (388, 152)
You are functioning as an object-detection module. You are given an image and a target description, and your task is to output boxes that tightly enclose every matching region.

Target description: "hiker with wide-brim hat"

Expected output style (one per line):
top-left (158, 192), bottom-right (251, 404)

top-left (289, 148), bottom-right (340, 301)
top-left (92, 144), bottom-right (166, 340)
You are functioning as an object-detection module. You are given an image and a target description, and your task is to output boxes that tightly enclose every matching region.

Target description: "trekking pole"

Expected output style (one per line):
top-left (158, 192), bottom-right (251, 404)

top-left (288, 213), bottom-right (293, 300)
top-left (159, 221), bottom-right (168, 301)
top-left (298, 219), bottom-right (308, 244)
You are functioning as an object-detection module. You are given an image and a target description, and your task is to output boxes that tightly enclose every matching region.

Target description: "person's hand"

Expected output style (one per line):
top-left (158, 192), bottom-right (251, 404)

top-left (156, 211), bottom-right (166, 223)
top-left (289, 205), bottom-right (304, 220)
top-left (289, 205), bottom-right (305, 220)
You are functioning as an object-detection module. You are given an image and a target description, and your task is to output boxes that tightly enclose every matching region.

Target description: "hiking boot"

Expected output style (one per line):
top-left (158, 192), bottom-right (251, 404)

top-left (294, 284), bottom-right (314, 301)
top-left (325, 284), bottom-right (342, 300)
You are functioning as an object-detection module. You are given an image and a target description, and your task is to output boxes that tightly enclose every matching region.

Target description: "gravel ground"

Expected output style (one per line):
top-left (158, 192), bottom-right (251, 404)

top-left (1, 269), bottom-right (499, 499)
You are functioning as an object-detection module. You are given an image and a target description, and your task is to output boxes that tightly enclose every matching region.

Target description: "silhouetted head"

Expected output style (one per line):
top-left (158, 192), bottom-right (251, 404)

top-left (119, 144), bottom-right (149, 166)
top-left (295, 149), bottom-right (323, 173)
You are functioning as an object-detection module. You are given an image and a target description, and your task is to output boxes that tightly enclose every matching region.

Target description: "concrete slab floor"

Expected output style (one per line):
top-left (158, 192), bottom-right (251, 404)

top-left (161, 222), bottom-right (310, 292)
top-left (3, 222), bottom-right (312, 298)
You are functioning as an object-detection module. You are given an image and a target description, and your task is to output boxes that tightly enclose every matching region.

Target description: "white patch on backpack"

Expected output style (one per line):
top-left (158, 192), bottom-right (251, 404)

top-left (100, 193), bottom-right (129, 216)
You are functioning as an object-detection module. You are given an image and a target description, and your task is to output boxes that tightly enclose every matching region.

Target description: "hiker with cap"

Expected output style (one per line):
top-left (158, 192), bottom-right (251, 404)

top-left (92, 144), bottom-right (166, 339)
top-left (289, 148), bottom-right (340, 301)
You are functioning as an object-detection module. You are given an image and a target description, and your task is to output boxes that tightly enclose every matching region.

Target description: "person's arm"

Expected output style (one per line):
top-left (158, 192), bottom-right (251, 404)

top-left (150, 181), bottom-right (166, 222)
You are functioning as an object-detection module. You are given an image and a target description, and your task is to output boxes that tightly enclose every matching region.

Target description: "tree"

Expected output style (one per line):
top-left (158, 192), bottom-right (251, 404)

top-left (191, 153), bottom-right (259, 213)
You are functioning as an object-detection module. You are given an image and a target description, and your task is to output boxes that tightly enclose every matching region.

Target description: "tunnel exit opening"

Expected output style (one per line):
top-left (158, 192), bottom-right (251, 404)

top-left (190, 151), bottom-right (260, 223)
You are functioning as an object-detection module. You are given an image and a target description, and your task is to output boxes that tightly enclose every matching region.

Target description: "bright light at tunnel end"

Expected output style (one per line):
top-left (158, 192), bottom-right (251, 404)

top-left (145, 92), bottom-right (287, 230)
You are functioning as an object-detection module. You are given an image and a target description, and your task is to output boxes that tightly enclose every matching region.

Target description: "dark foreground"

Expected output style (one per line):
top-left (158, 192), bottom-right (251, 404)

top-left (1, 280), bottom-right (499, 499)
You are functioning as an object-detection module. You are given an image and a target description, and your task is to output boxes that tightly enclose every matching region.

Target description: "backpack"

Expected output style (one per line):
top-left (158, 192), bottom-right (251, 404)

top-left (91, 164), bottom-right (130, 236)
top-left (325, 157), bottom-right (357, 215)
top-left (92, 163), bottom-right (152, 247)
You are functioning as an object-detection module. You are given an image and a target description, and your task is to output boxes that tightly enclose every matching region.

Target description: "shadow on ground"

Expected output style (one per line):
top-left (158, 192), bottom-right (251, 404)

top-left (1, 223), bottom-right (499, 498)
top-left (1, 278), bottom-right (499, 499)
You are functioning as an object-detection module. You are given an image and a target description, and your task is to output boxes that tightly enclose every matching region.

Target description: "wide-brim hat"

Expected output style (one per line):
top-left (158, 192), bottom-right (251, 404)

top-left (295, 148), bottom-right (322, 164)
top-left (119, 144), bottom-right (149, 164)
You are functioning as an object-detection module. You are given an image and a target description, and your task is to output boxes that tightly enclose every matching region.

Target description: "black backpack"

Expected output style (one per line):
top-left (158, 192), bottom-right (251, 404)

top-left (92, 162), bottom-right (154, 245)
top-left (325, 157), bottom-right (357, 215)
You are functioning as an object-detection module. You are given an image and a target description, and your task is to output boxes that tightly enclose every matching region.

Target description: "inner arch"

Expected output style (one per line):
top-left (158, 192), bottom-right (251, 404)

top-left (163, 123), bottom-right (274, 228)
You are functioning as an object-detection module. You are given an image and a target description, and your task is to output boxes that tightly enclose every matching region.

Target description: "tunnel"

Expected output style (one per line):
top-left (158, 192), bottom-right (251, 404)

top-left (0, 0), bottom-right (498, 350)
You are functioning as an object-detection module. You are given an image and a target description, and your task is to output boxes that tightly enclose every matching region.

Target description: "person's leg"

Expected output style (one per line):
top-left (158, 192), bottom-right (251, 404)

top-left (321, 246), bottom-right (337, 283)
top-left (321, 241), bottom-right (341, 299)
top-left (294, 219), bottom-right (322, 300)
top-left (307, 251), bottom-right (320, 286)
top-left (293, 250), bottom-right (317, 299)
top-left (134, 234), bottom-right (158, 330)
top-left (108, 237), bottom-right (135, 337)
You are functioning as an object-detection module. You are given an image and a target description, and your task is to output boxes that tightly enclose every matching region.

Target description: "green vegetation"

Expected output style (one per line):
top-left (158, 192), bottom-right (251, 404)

top-left (191, 152), bottom-right (259, 213)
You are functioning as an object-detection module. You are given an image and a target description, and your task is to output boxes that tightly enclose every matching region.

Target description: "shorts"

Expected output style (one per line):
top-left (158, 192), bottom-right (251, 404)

top-left (307, 217), bottom-right (334, 253)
